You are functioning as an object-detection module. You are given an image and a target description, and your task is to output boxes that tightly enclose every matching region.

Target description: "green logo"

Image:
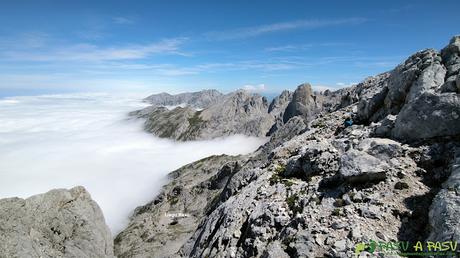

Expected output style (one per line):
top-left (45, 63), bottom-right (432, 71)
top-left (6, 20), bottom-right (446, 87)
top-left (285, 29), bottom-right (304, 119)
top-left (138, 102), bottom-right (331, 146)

top-left (354, 240), bottom-right (458, 257)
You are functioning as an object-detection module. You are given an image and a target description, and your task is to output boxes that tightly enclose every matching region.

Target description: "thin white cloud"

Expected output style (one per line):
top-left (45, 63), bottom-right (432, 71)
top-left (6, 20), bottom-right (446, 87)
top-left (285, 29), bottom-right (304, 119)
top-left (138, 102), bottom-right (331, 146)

top-left (0, 32), bottom-right (49, 49)
top-left (113, 17), bottom-right (135, 25)
top-left (2, 38), bottom-right (188, 62)
top-left (205, 18), bottom-right (367, 40)
top-left (312, 84), bottom-right (335, 92)
top-left (242, 83), bottom-right (267, 92)
top-left (264, 42), bottom-right (351, 52)
top-left (265, 45), bottom-right (310, 52)
top-left (90, 60), bottom-right (298, 76)
top-left (336, 82), bottom-right (357, 87)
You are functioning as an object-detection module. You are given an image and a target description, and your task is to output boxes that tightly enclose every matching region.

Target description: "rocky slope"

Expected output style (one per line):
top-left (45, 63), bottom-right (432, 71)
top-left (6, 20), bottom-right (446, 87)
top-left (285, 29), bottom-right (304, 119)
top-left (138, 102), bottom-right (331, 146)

top-left (116, 36), bottom-right (460, 257)
top-left (0, 186), bottom-right (113, 258)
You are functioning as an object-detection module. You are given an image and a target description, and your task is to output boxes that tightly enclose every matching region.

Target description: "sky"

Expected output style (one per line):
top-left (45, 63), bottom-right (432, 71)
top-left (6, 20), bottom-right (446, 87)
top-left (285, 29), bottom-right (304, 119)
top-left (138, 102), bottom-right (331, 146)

top-left (0, 0), bottom-right (459, 97)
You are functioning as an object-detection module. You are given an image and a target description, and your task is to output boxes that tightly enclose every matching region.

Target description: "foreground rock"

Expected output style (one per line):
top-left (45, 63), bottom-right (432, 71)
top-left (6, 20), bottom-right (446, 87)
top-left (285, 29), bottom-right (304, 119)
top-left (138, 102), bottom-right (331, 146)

top-left (0, 186), bottom-right (113, 258)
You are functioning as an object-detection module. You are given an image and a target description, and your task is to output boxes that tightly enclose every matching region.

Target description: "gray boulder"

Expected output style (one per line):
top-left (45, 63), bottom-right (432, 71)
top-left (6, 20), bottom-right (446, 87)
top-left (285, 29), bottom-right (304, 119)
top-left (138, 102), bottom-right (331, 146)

top-left (372, 115), bottom-right (397, 137)
top-left (392, 93), bottom-right (460, 141)
top-left (0, 186), bottom-right (113, 258)
top-left (261, 241), bottom-right (290, 258)
top-left (339, 149), bottom-right (388, 183)
top-left (357, 138), bottom-right (403, 161)
top-left (284, 140), bottom-right (339, 179)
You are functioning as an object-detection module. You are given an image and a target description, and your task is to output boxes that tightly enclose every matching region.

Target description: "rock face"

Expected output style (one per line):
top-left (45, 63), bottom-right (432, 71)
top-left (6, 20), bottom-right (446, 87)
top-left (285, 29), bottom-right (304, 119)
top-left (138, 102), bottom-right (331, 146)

top-left (282, 83), bottom-right (318, 123)
top-left (392, 92), bottom-right (460, 141)
top-left (427, 149), bottom-right (460, 249)
top-left (143, 89), bottom-right (224, 109)
top-left (114, 36), bottom-right (460, 257)
top-left (0, 186), bottom-right (113, 258)
top-left (353, 36), bottom-right (460, 142)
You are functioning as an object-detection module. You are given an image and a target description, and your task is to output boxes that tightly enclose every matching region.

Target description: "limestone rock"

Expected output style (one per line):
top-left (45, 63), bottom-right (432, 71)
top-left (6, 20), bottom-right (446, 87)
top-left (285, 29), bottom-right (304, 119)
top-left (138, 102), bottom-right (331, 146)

top-left (267, 90), bottom-right (293, 135)
top-left (427, 150), bottom-right (460, 253)
top-left (0, 186), bottom-right (113, 258)
top-left (283, 83), bottom-right (319, 123)
top-left (371, 115), bottom-right (397, 137)
top-left (284, 140), bottom-right (339, 179)
top-left (392, 93), bottom-right (460, 141)
top-left (339, 149), bottom-right (388, 183)
top-left (441, 35), bottom-right (460, 81)
top-left (457, 74), bottom-right (460, 92)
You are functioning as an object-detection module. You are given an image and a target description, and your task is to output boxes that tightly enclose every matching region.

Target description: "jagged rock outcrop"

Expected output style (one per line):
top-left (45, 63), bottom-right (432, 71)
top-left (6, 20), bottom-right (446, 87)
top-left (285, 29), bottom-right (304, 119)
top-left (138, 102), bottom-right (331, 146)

top-left (143, 89), bottom-right (224, 109)
top-left (441, 36), bottom-right (460, 93)
top-left (354, 36), bottom-right (460, 142)
top-left (0, 186), bottom-right (113, 258)
top-left (114, 36), bottom-right (460, 258)
top-left (197, 90), bottom-right (273, 139)
top-left (267, 90), bottom-right (293, 136)
top-left (283, 83), bottom-right (315, 123)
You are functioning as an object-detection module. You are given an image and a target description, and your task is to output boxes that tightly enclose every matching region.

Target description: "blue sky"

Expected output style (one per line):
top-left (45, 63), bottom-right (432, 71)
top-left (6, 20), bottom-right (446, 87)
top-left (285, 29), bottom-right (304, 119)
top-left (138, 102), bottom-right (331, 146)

top-left (0, 0), bottom-right (459, 97)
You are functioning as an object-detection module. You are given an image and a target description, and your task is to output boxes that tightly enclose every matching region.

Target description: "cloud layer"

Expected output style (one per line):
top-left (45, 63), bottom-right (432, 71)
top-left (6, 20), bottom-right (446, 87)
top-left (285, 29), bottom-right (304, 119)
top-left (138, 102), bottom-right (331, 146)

top-left (0, 93), bottom-right (266, 233)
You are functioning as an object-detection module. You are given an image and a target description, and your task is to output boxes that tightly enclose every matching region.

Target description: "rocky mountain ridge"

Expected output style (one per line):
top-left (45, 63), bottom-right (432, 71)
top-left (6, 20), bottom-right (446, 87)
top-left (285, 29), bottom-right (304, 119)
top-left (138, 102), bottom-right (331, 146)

top-left (116, 35), bottom-right (460, 257)
top-left (143, 89), bottom-right (224, 109)
top-left (1, 36), bottom-right (459, 257)
top-left (131, 83), bottom-right (341, 141)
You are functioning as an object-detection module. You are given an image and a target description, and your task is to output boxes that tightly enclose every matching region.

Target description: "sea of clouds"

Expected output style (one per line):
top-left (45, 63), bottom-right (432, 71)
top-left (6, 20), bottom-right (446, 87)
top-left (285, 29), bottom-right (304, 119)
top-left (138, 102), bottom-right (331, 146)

top-left (0, 93), bottom-right (266, 233)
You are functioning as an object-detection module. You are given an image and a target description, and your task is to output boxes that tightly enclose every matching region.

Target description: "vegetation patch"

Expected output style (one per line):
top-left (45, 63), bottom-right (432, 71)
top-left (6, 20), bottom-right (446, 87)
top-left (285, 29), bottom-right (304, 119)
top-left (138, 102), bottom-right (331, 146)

top-left (286, 194), bottom-right (303, 214)
top-left (270, 164), bottom-right (295, 187)
top-left (168, 196), bottom-right (179, 205)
